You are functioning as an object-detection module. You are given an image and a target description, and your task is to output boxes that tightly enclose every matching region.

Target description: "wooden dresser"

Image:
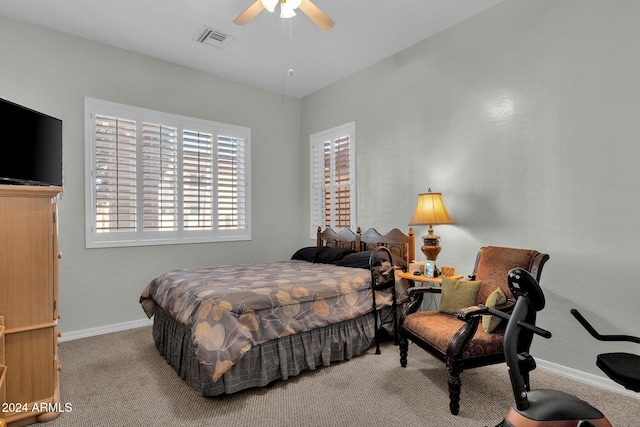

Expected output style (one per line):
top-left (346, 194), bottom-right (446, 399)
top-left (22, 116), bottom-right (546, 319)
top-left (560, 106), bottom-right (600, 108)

top-left (0, 185), bottom-right (62, 426)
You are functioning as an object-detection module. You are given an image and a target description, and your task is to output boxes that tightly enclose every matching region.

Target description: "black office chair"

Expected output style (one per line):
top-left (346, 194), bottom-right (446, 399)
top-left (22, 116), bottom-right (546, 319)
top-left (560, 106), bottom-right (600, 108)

top-left (571, 309), bottom-right (640, 393)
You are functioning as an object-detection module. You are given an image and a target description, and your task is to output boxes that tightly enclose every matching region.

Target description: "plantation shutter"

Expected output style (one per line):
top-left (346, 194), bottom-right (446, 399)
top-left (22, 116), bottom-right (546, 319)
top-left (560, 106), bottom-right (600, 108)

top-left (182, 129), bottom-right (214, 230)
top-left (217, 134), bottom-right (247, 231)
top-left (94, 114), bottom-right (137, 233)
top-left (142, 122), bottom-right (178, 231)
top-left (333, 136), bottom-right (351, 228)
top-left (309, 122), bottom-right (356, 238)
top-left (310, 139), bottom-right (325, 237)
top-left (86, 97), bottom-right (251, 248)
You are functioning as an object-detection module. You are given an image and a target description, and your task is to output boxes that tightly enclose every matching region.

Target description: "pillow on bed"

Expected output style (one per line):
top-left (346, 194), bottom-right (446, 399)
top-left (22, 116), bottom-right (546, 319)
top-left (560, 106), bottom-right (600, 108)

top-left (332, 251), bottom-right (371, 269)
top-left (333, 250), bottom-right (407, 270)
top-left (315, 247), bottom-right (355, 264)
top-left (291, 246), bottom-right (326, 262)
top-left (291, 246), bottom-right (355, 263)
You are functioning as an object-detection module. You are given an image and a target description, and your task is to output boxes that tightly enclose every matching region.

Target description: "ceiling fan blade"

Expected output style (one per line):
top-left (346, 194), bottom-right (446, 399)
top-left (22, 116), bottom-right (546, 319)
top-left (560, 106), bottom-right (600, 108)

top-left (298, 0), bottom-right (335, 30)
top-left (233, 0), bottom-right (265, 25)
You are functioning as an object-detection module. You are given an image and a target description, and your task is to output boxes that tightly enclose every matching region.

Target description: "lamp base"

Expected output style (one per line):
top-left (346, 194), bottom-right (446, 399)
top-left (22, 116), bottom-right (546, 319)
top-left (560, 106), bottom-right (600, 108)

top-left (421, 235), bottom-right (442, 276)
top-left (421, 244), bottom-right (441, 262)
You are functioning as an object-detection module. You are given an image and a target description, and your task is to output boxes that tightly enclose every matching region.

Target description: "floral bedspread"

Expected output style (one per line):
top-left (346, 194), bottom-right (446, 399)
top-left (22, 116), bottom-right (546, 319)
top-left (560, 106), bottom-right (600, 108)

top-left (140, 260), bottom-right (391, 382)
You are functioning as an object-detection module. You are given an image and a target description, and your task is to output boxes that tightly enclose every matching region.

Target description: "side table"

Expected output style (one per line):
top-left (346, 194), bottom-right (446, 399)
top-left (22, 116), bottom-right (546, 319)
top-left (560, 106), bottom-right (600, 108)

top-left (397, 271), bottom-right (464, 290)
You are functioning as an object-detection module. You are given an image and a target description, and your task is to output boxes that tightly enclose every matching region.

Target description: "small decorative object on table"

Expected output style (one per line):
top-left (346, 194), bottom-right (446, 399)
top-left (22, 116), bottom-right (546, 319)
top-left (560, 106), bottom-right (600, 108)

top-left (441, 266), bottom-right (456, 277)
top-left (424, 260), bottom-right (436, 278)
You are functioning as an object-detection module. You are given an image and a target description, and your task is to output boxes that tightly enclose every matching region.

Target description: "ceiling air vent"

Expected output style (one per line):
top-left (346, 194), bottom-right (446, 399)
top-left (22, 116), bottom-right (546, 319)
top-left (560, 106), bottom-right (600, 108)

top-left (194, 26), bottom-right (236, 49)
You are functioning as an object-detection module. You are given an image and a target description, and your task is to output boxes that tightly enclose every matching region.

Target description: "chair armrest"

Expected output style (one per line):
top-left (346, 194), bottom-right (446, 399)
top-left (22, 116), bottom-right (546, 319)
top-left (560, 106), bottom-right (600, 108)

top-left (495, 299), bottom-right (515, 311)
top-left (456, 300), bottom-right (515, 321)
top-left (456, 305), bottom-right (487, 321)
top-left (399, 287), bottom-right (425, 320)
top-left (400, 286), bottom-right (443, 323)
top-left (446, 315), bottom-right (481, 359)
top-left (403, 286), bottom-right (442, 309)
top-left (446, 299), bottom-right (516, 358)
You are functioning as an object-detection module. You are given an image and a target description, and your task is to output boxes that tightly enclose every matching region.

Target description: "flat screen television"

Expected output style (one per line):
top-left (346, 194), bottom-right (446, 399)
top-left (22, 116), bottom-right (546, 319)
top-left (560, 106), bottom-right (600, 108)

top-left (0, 98), bottom-right (63, 187)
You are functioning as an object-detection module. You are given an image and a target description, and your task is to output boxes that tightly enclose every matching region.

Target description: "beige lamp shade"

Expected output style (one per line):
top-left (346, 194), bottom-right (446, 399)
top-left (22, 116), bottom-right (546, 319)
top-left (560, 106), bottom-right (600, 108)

top-left (408, 192), bottom-right (454, 226)
top-left (409, 191), bottom-right (453, 265)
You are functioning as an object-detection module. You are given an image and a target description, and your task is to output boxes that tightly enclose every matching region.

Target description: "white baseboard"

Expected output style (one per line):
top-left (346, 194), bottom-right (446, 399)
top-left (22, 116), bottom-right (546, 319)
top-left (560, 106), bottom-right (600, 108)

top-left (536, 358), bottom-right (639, 399)
top-left (59, 319), bottom-right (638, 400)
top-left (59, 318), bottom-right (153, 342)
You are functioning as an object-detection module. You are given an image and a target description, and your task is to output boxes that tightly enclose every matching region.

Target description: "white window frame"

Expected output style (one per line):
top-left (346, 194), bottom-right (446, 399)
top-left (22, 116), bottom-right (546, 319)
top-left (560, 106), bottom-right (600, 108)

top-left (309, 122), bottom-right (357, 239)
top-left (84, 97), bottom-right (251, 248)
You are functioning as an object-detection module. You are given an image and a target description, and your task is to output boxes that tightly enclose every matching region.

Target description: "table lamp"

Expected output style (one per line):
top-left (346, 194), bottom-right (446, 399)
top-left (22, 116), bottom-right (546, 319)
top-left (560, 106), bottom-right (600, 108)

top-left (408, 190), bottom-right (454, 274)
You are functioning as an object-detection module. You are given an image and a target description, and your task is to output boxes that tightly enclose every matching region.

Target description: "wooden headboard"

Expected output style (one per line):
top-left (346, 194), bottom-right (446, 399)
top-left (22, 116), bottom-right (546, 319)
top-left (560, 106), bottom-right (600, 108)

top-left (316, 226), bottom-right (360, 250)
top-left (316, 226), bottom-right (415, 265)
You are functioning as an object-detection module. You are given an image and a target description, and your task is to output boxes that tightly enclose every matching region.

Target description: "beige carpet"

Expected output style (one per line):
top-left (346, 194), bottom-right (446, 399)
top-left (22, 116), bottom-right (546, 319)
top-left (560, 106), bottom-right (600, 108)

top-left (46, 326), bottom-right (637, 427)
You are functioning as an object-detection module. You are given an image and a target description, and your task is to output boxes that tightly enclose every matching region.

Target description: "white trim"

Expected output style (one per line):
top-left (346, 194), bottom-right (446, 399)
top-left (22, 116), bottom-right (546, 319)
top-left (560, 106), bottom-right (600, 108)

top-left (536, 358), bottom-right (639, 399)
top-left (59, 318), bottom-right (152, 342)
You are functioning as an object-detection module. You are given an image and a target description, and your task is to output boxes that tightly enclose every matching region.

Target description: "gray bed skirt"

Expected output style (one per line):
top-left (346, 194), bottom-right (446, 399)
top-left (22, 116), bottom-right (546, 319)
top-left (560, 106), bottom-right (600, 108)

top-left (152, 304), bottom-right (395, 396)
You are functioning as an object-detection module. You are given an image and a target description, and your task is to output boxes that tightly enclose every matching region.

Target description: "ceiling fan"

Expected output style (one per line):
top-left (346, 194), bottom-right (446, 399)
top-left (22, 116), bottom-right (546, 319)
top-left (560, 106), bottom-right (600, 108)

top-left (234, 0), bottom-right (335, 31)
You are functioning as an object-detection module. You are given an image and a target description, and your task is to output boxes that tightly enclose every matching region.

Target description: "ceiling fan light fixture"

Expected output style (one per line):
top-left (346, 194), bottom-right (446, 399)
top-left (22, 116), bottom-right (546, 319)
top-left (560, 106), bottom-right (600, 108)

top-left (261, 0), bottom-right (279, 13)
top-left (280, 4), bottom-right (297, 18)
top-left (235, 0), bottom-right (334, 30)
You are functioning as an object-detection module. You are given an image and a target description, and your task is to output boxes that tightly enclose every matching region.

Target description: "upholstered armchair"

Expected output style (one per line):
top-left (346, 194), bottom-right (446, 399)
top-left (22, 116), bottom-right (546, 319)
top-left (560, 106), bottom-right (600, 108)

top-left (398, 246), bottom-right (549, 415)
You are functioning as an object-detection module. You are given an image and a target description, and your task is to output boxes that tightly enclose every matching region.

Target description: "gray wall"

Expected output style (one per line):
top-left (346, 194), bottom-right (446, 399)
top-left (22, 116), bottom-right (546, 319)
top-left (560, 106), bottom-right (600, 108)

top-left (0, 16), bottom-right (302, 333)
top-left (301, 0), bottom-right (640, 377)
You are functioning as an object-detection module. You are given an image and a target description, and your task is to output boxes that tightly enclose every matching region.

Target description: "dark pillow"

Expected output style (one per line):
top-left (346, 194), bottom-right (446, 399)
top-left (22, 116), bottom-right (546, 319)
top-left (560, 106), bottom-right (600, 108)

top-left (315, 247), bottom-right (355, 264)
top-left (333, 250), bottom-right (407, 270)
top-left (291, 246), bottom-right (326, 262)
top-left (333, 251), bottom-right (371, 269)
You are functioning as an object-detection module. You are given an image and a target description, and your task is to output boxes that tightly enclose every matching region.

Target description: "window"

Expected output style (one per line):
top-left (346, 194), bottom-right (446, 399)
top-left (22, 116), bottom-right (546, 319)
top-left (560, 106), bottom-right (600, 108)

top-left (84, 98), bottom-right (250, 248)
top-left (309, 122), bottom-right (356, 238)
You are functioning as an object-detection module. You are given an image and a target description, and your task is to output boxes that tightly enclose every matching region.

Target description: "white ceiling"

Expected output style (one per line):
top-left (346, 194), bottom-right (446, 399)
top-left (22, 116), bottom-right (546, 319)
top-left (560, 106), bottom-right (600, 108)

top-left (0, 0), bottom-right (504, 99)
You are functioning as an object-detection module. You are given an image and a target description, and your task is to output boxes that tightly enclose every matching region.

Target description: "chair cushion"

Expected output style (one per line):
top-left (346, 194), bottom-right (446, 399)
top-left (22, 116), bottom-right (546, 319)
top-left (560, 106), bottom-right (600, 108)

top-left (438, 277), bottom-right (481, 314)
top-left (403, 311), bottom-right (505, 358)
top-left (482, 287), bottom-right (507, 333)
top-left (475, 246), bottom-right (540, 304)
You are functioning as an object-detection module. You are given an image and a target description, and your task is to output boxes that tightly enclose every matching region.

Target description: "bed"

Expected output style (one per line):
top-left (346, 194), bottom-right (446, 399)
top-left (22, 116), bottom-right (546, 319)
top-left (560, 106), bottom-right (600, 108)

top-left (139, 226), bottom-right (415, 396)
